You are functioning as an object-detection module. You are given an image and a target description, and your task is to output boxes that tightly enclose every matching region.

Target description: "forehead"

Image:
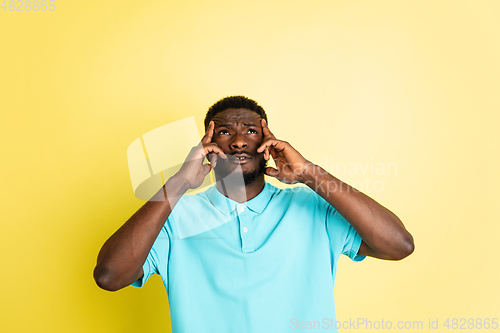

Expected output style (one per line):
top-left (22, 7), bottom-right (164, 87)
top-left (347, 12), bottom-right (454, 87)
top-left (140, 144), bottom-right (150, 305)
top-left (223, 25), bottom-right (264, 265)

top-left (212, 108), bottom-right (261, 125)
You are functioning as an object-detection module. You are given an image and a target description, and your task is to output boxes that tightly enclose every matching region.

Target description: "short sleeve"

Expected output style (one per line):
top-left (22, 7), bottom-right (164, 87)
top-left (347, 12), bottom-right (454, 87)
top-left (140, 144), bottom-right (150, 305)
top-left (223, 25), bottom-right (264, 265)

top-left (130, 224), bottom-right (170, 288)
top-left (325, 205), bottom-right (366, 262)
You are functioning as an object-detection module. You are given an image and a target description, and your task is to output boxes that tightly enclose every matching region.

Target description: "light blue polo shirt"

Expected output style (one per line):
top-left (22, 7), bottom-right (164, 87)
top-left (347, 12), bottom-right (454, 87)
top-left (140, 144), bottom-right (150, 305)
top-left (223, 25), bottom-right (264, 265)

top-left (132, 182), bottom-right (365, 332)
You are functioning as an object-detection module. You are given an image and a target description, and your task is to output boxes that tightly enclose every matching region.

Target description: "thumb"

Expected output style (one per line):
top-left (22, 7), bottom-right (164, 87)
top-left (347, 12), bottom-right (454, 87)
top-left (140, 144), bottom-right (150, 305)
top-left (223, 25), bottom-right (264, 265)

top-left (265, 167), bottom-right (279, 178)
top-left (202, 163), bottom-right (212, 176)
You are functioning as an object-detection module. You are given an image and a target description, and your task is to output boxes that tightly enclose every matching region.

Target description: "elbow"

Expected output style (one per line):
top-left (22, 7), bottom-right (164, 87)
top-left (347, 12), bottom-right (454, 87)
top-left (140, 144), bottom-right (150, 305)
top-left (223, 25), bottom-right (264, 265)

top-left (93, 265), bottom-right (123, 292)
top-left (390, 232), bottom-right (415, 260)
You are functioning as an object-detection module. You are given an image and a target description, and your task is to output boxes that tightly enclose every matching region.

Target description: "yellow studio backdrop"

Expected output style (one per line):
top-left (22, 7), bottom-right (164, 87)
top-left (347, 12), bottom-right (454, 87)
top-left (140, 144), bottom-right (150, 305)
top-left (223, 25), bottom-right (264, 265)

top-left (1, 0), bottom-right (499, 332)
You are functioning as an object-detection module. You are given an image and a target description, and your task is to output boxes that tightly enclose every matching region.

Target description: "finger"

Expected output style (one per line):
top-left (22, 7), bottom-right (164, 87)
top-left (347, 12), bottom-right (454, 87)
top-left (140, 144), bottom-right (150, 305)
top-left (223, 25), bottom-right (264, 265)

top-left (204, 144), bottom-right (227, 159)
top-left (265, 167), bottom-right (279, 178)
top-left (257, 139), bottom-right (285, 154)
top-left (261, 119), bottom-right (275, 139)
top-left (269, 145), bottom-right (279, 160)
top-left (260, 140), bottom-right (284, 161)
top-left (265, 146), bottom-right (275, 161)
top-left (210, 154), bottom-right (218, 168)
top-left (201, 121), bottom-right (215, 144)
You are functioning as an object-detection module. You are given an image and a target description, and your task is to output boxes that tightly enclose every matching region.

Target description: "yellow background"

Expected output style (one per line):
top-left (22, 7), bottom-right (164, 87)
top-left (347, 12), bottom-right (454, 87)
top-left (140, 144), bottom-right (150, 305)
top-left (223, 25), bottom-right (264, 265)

top-left (1, 0), bottom-right (499, 332)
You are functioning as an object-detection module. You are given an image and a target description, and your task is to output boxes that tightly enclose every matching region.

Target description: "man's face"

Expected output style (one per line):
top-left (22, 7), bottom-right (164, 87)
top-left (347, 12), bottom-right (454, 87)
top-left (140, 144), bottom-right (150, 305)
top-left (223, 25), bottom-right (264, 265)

top-left (210, 108), bottom-right (266, 185)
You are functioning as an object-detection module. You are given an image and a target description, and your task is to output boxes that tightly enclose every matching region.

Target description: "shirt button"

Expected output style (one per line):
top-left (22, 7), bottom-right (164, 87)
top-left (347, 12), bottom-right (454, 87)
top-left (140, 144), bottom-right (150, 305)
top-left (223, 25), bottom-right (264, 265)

top-left (239, 206), bottom-right (245, 212)
top-left (243, 227), bottom-right (248, 232)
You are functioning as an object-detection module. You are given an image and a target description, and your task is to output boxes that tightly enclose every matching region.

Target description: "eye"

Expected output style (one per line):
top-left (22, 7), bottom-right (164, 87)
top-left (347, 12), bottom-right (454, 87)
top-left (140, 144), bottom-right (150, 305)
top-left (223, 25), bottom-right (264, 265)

top-left (247, 128), bottom-right (258, 134)
top-left (218, 129), bottom-right (230, 135)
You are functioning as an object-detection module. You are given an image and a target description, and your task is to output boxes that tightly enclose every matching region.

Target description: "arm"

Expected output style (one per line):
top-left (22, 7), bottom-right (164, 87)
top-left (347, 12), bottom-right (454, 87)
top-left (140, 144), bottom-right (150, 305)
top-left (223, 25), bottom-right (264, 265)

top-left (257, 120), bottom-right (414, 260)
top-left (93, 121), bottom-right (226, 291)
top-left (301, 167), bottom-right (414, 260)
top-left (93, 177), bottom-right (188, 291)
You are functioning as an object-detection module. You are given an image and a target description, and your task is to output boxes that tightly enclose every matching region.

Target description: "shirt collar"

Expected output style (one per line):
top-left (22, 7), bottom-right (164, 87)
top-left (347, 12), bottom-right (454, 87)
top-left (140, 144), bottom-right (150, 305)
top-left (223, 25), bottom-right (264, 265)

top-left (206, 181), bottom-right (273, 215)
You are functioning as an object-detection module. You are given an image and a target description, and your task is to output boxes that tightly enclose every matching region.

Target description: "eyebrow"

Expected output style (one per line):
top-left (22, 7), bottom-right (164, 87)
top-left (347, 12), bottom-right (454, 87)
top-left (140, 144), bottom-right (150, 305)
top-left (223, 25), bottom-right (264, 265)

top-left (215, 123), bottom-right (258, 128)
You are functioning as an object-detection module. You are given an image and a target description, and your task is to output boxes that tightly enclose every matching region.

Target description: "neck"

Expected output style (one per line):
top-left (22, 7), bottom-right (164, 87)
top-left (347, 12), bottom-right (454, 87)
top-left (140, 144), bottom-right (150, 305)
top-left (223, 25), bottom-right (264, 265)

top-left (215, 173), bottom-right (265, 203)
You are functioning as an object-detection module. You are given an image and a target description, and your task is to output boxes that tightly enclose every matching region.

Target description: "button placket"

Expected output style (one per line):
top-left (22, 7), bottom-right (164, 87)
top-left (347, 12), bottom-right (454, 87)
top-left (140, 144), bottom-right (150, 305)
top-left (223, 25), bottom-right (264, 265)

top-left (237, 204), bottom-right (255, 252)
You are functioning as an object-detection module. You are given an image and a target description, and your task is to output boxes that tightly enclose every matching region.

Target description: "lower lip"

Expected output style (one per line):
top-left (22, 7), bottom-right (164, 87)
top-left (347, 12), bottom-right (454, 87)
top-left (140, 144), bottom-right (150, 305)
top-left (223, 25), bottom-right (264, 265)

top-left (228, 157), bottom-right (251, 164)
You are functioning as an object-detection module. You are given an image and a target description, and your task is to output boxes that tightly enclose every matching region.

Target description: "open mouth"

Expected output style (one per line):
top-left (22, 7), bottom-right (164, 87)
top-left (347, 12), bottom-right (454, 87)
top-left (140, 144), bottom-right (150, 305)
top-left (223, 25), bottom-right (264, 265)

top-left (229, 153), bottom-right (252, 164)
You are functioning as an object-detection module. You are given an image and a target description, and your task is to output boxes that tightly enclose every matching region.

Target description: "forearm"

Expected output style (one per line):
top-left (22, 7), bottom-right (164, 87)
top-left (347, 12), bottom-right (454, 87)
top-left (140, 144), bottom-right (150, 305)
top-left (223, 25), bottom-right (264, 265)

top-left (94, 175), bottom-right (190, 291)
top-left (301, 164), bottom-right (414, 260)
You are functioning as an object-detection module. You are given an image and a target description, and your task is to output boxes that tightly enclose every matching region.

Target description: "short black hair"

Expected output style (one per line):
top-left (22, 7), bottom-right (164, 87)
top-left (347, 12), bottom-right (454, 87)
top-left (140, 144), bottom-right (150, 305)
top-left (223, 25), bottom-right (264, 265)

top-left (204, 95), bottom-right (268, 131)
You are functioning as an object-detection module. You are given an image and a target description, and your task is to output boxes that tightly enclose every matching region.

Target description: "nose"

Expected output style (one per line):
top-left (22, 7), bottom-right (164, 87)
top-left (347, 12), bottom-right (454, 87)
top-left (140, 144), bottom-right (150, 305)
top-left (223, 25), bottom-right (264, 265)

top-left (230, 132), bottom-right (248, 150)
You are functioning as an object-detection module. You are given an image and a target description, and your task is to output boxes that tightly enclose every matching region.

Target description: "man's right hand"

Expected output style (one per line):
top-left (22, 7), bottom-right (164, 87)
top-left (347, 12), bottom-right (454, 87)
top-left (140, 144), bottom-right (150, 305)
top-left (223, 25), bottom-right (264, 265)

top-left (175, 121), bottom-right (227, 189)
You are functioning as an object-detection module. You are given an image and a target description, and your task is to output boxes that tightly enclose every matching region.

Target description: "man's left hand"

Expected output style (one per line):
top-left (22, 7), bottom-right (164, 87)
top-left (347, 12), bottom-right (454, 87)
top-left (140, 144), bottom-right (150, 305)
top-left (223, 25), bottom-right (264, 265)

top-left (257, 119), bottom-right (312, 184)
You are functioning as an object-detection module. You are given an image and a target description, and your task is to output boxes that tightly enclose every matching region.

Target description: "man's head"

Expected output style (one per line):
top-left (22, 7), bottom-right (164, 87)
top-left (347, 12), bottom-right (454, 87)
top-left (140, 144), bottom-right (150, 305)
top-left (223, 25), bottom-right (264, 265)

top-left (204, 96), bottom-right (268, 132)
top-left (204, 96), bottom-right (268, 186)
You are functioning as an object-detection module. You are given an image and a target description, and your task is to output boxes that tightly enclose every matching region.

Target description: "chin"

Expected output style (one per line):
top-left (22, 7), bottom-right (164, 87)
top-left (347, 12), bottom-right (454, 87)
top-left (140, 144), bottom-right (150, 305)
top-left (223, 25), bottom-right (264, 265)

top-left (242, 170), bottom-right (264, 185)
top-left (242, 159), bottom-right (267, 185)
